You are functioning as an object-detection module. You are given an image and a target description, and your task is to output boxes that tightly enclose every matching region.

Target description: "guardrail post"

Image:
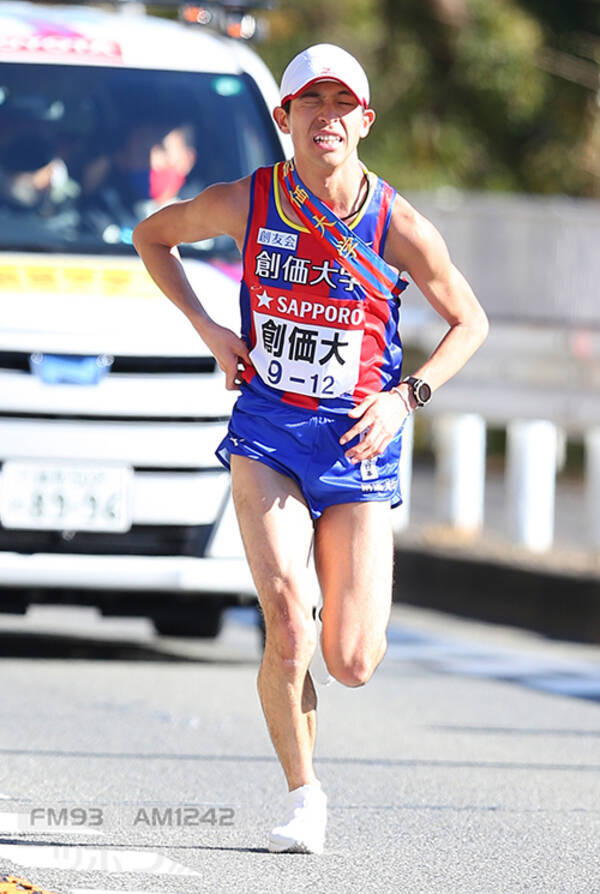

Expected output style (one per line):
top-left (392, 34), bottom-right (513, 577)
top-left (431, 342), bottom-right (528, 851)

top-left (584, 426), bottom-right (600, 549)
top-left (506, 419), bottom-right (557, 551)
top-left (432, 413), bottom-right (486, 532)
top-left (392, 412), bottom-right (414, 532)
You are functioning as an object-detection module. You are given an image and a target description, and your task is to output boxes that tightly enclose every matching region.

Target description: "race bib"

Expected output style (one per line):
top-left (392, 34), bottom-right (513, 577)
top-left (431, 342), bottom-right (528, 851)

top-left (249, 287), bottom-right (364, 399)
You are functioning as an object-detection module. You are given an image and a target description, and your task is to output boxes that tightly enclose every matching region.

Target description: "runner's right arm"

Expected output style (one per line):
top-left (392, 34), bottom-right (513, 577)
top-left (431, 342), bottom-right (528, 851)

top-left (132, 178), bottom-right (252, 390)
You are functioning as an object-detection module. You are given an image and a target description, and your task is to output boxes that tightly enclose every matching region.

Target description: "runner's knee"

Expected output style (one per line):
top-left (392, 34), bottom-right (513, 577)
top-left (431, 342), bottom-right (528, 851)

top-left (325, 636), bottom-right (387, 688)
top-left (261, 579), bottom-right (316, 666)
top-left (328, 655), bottom-right (372, 688)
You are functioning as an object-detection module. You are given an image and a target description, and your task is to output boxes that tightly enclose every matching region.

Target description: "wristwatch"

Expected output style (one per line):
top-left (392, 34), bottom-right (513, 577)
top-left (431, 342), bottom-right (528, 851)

top-left (402, 376), bottom-right (432, 407)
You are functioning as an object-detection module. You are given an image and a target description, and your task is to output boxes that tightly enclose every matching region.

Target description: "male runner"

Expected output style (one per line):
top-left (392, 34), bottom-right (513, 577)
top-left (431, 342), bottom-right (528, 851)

top-left (133, 43), bottom-right (489, 855)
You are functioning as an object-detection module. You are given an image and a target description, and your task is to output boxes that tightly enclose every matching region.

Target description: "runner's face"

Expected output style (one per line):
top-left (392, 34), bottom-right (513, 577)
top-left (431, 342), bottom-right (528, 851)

top-left (275, 81), bottom-right (375, 168)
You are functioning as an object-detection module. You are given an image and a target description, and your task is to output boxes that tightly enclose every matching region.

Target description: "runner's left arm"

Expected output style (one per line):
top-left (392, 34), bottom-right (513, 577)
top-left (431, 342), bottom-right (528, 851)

top-left (340, 195), bottom-right (489, 463)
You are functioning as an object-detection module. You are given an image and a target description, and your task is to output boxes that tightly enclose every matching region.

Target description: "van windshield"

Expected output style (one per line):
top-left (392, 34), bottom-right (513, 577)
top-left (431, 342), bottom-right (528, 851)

top-left (0, 63), bottom-right (283, 257)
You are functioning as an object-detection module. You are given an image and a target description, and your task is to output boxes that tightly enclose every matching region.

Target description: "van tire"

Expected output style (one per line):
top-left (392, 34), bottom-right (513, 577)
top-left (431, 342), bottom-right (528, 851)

top-left (152, 605), bottom-right (223, 638)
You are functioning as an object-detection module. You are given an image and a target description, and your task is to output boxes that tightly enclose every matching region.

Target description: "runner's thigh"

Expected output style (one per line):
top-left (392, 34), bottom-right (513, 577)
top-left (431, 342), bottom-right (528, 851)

top-left (230, 454), bottom-right (315, 620)
top-left (313, 501), bottom-right (393, 659)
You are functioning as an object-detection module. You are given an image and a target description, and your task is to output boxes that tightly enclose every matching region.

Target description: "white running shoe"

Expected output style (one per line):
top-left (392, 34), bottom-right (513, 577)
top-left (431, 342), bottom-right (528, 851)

top-left (308, 596), bottom-right (333, 687)
top-left (268, 782), bottom-right (328, 854)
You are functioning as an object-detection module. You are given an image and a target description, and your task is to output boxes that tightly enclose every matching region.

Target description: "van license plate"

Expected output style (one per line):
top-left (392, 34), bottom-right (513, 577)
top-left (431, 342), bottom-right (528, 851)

top-left (0, 461), bottom-right (133, 532)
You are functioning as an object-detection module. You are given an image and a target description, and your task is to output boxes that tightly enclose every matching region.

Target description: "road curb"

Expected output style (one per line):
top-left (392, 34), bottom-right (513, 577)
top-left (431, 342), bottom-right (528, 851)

top-left (392, 544), bottom-right (600, 644)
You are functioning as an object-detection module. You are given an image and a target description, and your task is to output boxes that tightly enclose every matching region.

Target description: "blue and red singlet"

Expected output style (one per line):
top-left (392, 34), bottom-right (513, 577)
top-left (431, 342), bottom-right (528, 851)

top-left (216, 162), bottom-right (408, 518)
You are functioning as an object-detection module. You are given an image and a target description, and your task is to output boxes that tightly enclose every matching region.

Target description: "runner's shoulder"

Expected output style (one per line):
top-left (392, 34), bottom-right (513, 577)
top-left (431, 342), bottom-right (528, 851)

top-left (200, 175), bottom-right (252, 215)
top-left (385, 193), bottom-right (448, 261)
top-left (389, 193), bottom-right (426, 235)
top-left (187, 175), bottom-right (252, 238)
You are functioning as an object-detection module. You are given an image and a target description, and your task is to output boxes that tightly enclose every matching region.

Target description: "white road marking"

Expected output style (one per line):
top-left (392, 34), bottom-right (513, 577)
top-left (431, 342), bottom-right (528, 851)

top-left (0, 844), bottom-right (199, 875)
top-left (523, 675), bottom-right (600, 697)
top-left (385, 622), bottom-right (600, 701)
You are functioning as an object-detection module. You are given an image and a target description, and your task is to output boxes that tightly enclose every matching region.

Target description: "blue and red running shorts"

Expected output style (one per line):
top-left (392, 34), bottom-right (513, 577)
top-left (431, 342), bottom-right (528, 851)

top-left (216, 389), bottom-right (404, 520)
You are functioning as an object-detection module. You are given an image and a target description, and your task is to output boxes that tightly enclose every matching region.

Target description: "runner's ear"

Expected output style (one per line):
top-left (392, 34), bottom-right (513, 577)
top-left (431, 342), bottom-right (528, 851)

top-left (360, 107), bottom-right (376, 138)
top-left (273, 106), bottom-right (291, 134)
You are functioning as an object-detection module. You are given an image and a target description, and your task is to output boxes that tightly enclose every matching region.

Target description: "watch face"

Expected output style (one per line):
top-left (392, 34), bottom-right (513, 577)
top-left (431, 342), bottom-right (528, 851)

top-left (415, 380), bottom-right (432, 404)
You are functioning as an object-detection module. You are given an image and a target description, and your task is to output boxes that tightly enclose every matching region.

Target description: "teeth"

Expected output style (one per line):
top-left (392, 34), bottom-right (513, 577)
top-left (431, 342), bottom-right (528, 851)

top-left (314, 135), bottom-right (341, 144)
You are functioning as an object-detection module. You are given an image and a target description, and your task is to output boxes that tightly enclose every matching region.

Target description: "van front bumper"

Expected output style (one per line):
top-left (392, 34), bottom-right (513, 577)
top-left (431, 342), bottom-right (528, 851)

top-left (0, 552), bottom-right (255, 596)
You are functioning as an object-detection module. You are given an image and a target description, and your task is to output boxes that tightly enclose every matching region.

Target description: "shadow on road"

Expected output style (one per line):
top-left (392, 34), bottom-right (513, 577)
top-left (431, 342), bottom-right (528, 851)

top-left (0, 836), bottom-right (269, 854)
top-left (0, 630), bottom-right (259, 664)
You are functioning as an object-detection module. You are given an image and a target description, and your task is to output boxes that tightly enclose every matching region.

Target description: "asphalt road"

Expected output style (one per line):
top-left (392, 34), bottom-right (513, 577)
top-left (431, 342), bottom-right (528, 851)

top-left (0, 603), bottom-right (599, 894)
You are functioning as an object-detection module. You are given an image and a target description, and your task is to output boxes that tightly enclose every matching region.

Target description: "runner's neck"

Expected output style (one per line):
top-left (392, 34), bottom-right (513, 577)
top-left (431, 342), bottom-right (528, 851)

top-left (292, 156), bottom-right (367, 221)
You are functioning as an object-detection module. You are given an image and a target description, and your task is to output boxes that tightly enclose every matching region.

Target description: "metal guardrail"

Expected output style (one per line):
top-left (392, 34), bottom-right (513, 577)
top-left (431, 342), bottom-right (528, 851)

top-left (404, 190), bottom-right (600, 329)
top-left (391, 192), bottom-right (600, 552)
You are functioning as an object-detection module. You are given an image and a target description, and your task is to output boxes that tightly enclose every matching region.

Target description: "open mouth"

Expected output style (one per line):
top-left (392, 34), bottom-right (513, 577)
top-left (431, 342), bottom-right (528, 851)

top-left (313, 134), bottom-right (342, 146)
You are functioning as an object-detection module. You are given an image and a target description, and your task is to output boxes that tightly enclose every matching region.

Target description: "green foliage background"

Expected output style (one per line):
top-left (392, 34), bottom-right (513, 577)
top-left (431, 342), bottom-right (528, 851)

top-left (257, 0), bottom-right (600, 196)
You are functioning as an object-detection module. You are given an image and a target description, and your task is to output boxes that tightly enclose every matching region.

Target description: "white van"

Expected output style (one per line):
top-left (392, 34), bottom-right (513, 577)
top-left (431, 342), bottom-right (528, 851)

top-left (0, 0), bottom-right (288, 635)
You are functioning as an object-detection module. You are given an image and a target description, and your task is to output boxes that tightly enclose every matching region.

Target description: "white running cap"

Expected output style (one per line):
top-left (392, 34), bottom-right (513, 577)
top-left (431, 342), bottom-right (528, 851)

top-left (279, 44), bottom-right (370, 108)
